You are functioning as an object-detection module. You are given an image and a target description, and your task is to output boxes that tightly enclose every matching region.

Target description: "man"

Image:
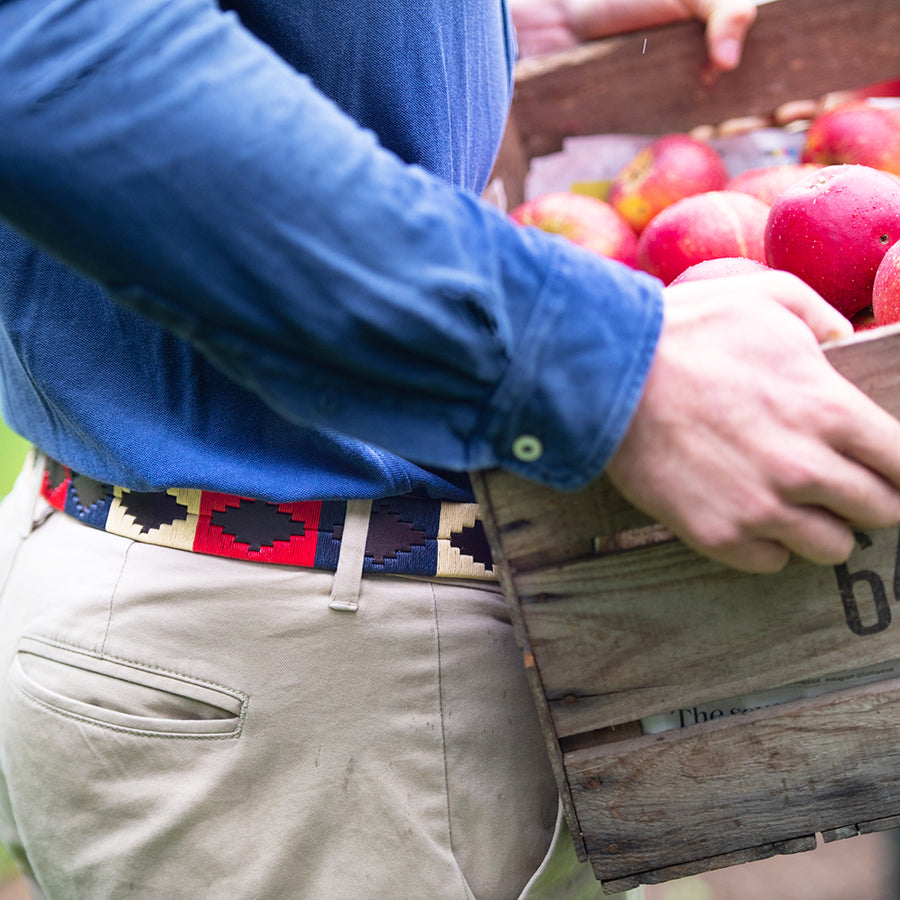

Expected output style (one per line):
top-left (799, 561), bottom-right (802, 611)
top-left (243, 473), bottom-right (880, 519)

top-left (1, 1), bottom-right (900, 898)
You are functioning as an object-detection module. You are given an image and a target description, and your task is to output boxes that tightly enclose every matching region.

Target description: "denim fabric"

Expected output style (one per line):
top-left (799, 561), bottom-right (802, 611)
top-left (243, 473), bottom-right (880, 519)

top-left (0, 0), bottom-right (663, 500)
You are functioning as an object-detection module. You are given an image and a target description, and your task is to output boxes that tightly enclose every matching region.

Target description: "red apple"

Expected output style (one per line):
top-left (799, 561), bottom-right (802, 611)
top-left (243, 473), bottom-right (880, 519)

top-left (837, 78), bottom-right (900, 105)
top-left (765, 164), bottom-right (900, 317)
top-left (508, 192), bottom-right (638, 266)
top-left (636, 191), bottom-right (770, 285)
top-left (801, 101), bottom-right (900, 176)
top-left (726, 164), bottom-right (822, 206)
top-left (872, 240), bottom-right (900, 326)
top-left (669, 257), bottom-right (771, 285)
top-left (607, 133), bottom-right (729, 234)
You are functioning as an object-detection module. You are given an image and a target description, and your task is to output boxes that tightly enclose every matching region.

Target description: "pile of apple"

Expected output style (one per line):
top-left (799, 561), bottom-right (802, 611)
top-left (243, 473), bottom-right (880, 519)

top-left (509, 100), bottom-right (900, 331)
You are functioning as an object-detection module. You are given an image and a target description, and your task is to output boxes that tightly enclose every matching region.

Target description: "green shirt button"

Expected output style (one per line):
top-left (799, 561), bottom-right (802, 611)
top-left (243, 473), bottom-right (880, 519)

top-left (512, 435), bottom-right (543, 462)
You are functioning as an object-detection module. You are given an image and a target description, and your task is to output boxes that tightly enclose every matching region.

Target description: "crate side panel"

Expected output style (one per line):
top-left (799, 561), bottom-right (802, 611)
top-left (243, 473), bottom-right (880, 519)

top-left (475, 469), bottom-right (656, 573)
top-left (516, 524), bottom-right (900, 734)
top-left (565, 679), bottom-right (900, 883)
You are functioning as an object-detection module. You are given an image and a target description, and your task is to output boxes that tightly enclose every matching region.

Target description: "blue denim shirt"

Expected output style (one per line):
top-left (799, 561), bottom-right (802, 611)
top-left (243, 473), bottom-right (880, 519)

top-left (0, 0), bottom-right (662, 502)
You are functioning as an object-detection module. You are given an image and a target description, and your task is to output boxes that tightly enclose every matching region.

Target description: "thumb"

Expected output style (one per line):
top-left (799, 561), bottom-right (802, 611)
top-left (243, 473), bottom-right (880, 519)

top-left (701, 0), bottom-right (757, 70)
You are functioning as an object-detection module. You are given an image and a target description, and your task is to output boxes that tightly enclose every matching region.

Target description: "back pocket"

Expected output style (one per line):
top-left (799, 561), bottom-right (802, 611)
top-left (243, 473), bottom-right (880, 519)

top-left (9, 636), bottom-right (246, 738)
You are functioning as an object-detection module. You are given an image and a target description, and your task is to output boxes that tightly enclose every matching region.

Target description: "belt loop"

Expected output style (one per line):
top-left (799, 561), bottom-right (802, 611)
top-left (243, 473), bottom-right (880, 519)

top-left (329, 499), bottom-right (373, 612)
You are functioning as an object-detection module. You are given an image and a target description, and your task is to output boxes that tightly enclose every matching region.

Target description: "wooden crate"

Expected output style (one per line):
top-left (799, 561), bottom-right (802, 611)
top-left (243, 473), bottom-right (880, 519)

top-left (493, 0), bottom-right (900, 209)
top-left (475, 0), bottom-right (900, 892)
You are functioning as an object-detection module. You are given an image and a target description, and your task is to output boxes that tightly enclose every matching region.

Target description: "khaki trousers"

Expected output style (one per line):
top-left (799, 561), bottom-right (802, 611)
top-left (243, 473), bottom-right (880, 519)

top-left (0, 465), bottom-right (637, 899)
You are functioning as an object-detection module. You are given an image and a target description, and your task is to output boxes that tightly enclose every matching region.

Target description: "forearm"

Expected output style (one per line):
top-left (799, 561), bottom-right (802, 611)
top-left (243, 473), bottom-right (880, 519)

top-left (565, 0), bottom-right (703, 40)
top-left (510, 0), bottom-right (756, 68)
top-left (0, 0), bottom-right (663, 487)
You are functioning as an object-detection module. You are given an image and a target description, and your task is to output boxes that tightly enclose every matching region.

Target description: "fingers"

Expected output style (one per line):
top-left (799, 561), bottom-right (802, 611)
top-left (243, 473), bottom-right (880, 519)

top-left (680, 432), bottom-right (900, 572)
top-left (832, 382), bottom-right (900, 500)
top-left (801, 458), bottom-right (900, 531)
top-left (769, 510), bottom-right (857, 568)
top-left (696, 0), bottom-right (758, 70)
top-left (689, 535), bottom-right (791, 574)
top-left (679, 498), bottom-right (857, 574)
top-left (666, 270), bottom-right (853, 343)
top-left (679, 455), bottom-right (900, 573)
top-left (742, 271), bottom-right (853, 343)
top-left (751, 272), bottom-right (852, 342)
top-left (675, 493), bottom-right (862, 573)
top-left (611, 269), bottom-right (900, 575)
top-left (728, 417), bottom-right (900, 568)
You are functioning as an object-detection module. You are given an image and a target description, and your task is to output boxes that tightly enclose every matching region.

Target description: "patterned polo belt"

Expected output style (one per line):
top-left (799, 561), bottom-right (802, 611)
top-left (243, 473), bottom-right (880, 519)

top-left (38, 457), bottom-right (496, 581)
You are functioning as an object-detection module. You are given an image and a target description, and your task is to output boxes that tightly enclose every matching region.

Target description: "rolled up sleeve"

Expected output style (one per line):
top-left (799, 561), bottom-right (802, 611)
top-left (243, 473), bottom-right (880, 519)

top-left (0, 0), bottom-right (663, 490)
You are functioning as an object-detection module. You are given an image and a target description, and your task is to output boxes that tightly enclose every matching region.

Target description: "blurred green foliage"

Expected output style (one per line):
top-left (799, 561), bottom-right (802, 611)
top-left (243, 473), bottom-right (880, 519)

top-left (0, 419), bottom-right (26, 883)
top-left (0, 419), bottom-right (28, 498)
top-left (0, 843), bottom-right (18, 884)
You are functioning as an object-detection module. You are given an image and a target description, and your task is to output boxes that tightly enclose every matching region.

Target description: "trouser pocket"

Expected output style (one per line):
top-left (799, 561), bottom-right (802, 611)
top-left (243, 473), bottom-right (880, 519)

top-left (1, 635), bottom-right (251, 898)
top-left (9, 635), bottom-right (247, 738)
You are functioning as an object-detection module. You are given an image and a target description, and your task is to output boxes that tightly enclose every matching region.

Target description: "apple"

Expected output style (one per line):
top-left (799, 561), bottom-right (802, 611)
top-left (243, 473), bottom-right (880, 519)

top-left (852, 78), bottom-right (900, 101)
top-left (801, 101), bottom-right (900, 176)
top-left (824, 79), bottom-right (900, 108)
top-left (607, 133), bottom-right (729, 234)
top-left (765, 164), bottom-right (900, 318)
top-left (636, 191), bottom-right (770, 285)
top-left (872, 240), bottom-right (900, 326)
top-left (669, 257), bottom-right (772, 285)
top-left (726, 164), bottom-right (822, 206)
top-left (508, 192), bottom-right (638, 266)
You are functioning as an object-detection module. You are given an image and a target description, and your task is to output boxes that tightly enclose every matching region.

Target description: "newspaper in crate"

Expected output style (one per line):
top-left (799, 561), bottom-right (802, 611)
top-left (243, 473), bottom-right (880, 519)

top-left (522, 97), bottom-right (900, 202)
top-left (523, 128), bottom-right (806, 201)
top-left (641, 657), bottom-right (900, 734)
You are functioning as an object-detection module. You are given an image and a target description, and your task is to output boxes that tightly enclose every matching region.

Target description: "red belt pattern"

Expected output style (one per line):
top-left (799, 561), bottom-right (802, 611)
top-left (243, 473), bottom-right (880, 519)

top-left (39, 458), bottom-right (496, 581)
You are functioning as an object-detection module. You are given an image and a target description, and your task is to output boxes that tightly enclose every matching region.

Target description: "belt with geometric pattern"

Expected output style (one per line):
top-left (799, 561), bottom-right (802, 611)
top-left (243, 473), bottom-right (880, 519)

top-left (38, 457), bottom-right (496, 581)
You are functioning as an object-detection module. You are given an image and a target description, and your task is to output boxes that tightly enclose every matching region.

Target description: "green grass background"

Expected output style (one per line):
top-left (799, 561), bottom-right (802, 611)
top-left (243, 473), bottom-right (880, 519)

top-left (0, 418), bottom-right (28, 499)
top-left (0, 417), bottom-right (27, 883)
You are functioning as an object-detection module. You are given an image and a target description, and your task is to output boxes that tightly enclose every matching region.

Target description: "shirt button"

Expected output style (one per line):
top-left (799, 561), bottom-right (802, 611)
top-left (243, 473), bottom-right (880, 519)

top-left (512, 434), bottom-right (543, 462)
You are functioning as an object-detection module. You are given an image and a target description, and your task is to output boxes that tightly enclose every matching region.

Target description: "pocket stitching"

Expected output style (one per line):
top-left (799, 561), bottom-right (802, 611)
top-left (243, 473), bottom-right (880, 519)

top-left (9, 672), bottom-right (244, 740)
top-left (22, 634), bottom-right (248, 699)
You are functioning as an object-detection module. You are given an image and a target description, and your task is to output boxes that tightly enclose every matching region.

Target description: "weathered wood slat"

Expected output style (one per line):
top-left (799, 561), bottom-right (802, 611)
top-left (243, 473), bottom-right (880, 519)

top-left (821, 825), bottom-right (859, 844)
top-left (601, 835), bottom-right (818, 894)
top-left (566, 679), bottom-right (900, 882)
top-left (477, 327), bottom-right (900, 739)
top-left (472, 326), bottom-right (900, 886)
top-left (508, 0), bottom-right (900, 161)
top-left (494, 0), bottom-right (900, 207)
top-left (523, 524), bottom-right (900, 735)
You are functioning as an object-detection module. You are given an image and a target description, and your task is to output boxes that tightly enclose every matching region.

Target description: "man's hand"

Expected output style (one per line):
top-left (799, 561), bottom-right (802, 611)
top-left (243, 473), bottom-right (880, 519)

top-left (605, 272), bottom-right (900, 573)
top-left (510, 0), bottom-right (757, 71)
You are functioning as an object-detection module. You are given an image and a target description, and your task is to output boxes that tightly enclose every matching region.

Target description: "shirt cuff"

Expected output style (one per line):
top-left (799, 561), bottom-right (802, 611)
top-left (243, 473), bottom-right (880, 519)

top-left (482, 237), bottom-right (664, 491)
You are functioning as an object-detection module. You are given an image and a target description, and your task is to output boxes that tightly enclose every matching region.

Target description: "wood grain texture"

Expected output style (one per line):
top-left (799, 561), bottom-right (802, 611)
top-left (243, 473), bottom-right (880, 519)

top-left (566, 680), bottom-right (900, 883)
top-left (601, 835), bottom-right (818, 893)
top-left (507, 0), bottom-right (900, 161)
top-left (522, 527), bottom-right (900, 735)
